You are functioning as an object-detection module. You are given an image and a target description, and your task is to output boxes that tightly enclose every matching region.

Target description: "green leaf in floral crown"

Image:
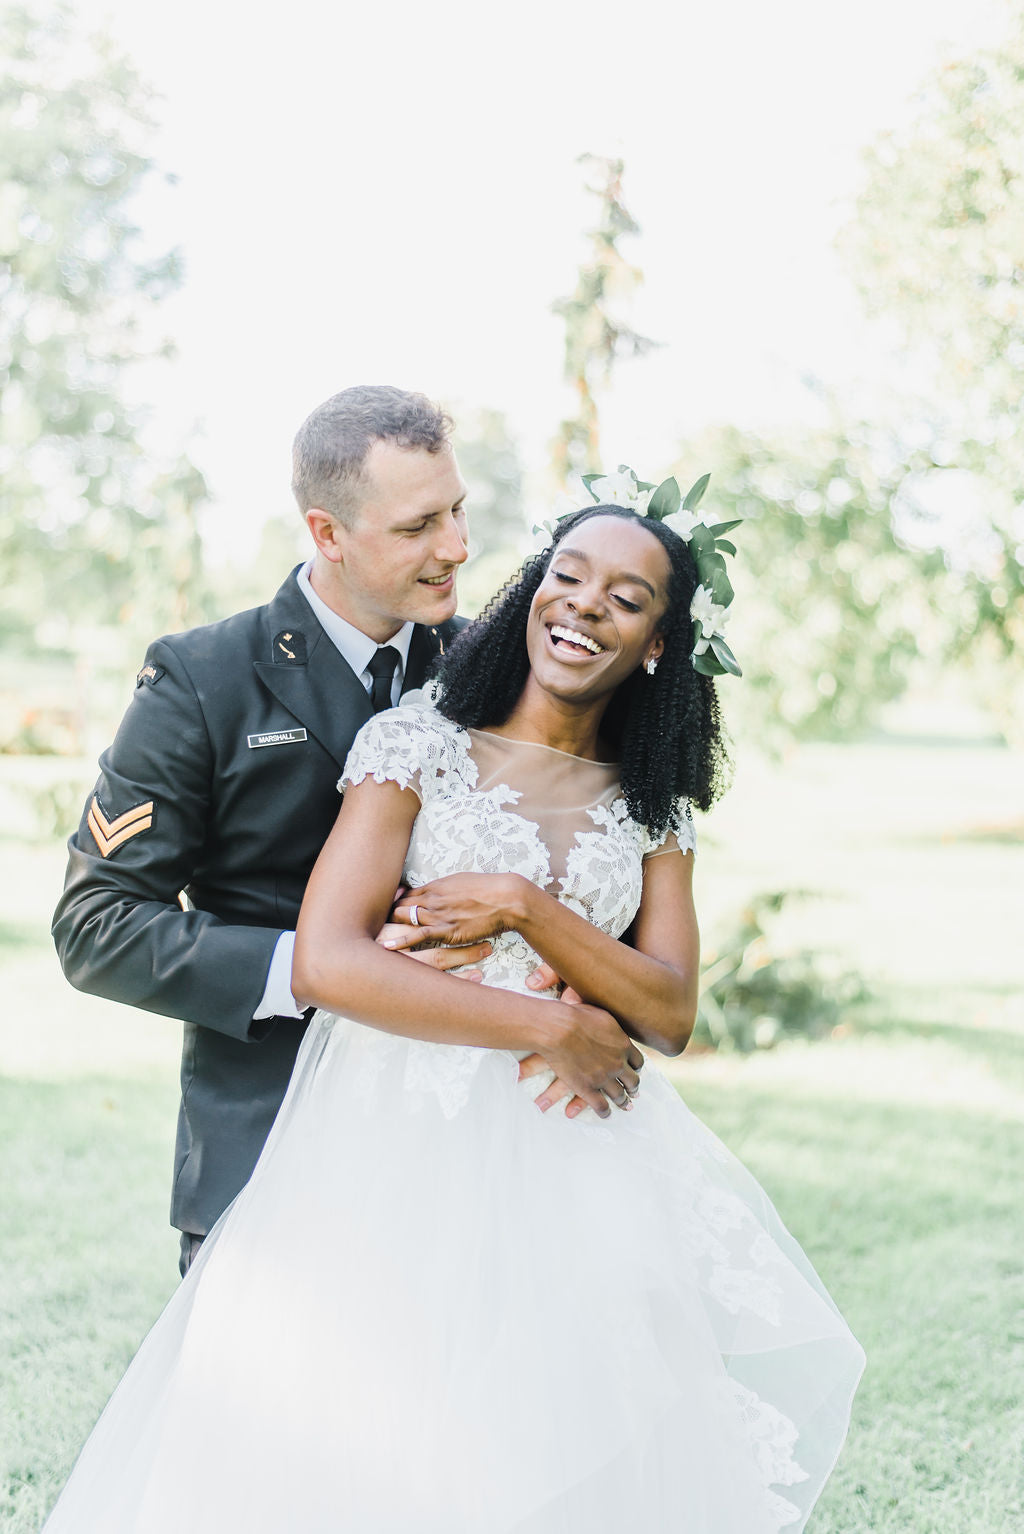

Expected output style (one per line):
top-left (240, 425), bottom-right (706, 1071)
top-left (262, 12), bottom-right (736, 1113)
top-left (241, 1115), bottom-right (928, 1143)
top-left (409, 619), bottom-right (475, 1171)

top-left (646, 476), bottom-right (681, 521)
top-left (687, 522), bottom-right (716, 559)
top-left (715, 539), bottom-right (737, 557)
top-left (705, 557), bottom-right (734, 609)
top-left (532, 519), bottom-right (558, 539)
top-left (709, 634), bottom-right (742, 676)
top-left (706, 519), bottom-right (742, 537)
top-left (692, 648), bottom-right (724, 677)
top-left (682, 473), bottom-right (711, 512)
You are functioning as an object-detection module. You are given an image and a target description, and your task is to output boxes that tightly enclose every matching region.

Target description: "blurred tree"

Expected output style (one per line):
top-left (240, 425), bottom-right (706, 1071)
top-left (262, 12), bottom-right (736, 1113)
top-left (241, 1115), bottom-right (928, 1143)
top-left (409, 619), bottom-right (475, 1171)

top-left (671, 422), bottom-right (951, 743)
top-left (0, 1), bottom-right (210, 671)
top-left (841, 10), bottom-right (1024, 672)
top-left (660, 12), bottom-right (1024, 746)
top-left (552, 155), bottom-right (659, 480)
top-left (451, 405), bottom-right (527, 614)
top-left (456, 405), bottom-right (524, 551)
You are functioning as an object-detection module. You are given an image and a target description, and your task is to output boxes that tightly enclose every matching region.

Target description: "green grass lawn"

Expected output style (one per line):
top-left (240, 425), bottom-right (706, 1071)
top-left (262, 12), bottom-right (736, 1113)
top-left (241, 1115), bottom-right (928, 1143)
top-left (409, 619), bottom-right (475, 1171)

top-left (1, 725), bottom-right (1022, 1531)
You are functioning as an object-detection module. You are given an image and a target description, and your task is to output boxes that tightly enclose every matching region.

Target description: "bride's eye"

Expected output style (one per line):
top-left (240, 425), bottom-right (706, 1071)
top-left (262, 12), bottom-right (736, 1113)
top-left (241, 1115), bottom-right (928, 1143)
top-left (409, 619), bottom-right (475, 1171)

top-left (613, 594), bottom-right (641, 613)
top-left (553, 571), bottom-right (580, 584)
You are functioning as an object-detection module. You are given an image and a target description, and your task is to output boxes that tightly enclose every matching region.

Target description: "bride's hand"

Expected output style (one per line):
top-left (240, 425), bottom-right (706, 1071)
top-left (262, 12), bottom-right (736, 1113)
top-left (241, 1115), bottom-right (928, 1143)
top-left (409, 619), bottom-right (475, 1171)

top-left (519, 989), bottom-right (644, 1118)
top-left (385, 874), bottom-right (527, 949)
top-left (539, 999), bottom-right (644, 1119)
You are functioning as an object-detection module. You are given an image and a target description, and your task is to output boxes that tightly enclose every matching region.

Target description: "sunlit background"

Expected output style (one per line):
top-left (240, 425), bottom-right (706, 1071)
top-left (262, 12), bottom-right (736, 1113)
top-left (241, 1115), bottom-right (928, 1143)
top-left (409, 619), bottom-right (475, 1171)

top-left (2, 2), bottom-right (1023, 1530)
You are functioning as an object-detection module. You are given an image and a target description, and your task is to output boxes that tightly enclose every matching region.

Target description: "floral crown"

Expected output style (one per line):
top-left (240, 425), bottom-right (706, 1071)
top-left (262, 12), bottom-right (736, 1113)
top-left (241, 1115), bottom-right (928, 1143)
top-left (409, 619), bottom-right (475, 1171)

top-left (537, 465), bottom-right (742, 678)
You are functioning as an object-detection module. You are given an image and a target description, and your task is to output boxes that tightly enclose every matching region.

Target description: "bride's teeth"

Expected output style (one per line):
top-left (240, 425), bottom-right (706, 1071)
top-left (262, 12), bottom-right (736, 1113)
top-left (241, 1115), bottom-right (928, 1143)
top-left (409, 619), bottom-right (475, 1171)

top-left (551, 625), bottom-right (603, 655)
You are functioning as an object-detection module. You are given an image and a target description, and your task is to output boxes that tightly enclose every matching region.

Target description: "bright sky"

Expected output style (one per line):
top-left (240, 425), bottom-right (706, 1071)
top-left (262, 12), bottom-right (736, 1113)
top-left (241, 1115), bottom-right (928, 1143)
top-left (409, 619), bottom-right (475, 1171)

top-left (79, 0), bottom-right (1012, 551)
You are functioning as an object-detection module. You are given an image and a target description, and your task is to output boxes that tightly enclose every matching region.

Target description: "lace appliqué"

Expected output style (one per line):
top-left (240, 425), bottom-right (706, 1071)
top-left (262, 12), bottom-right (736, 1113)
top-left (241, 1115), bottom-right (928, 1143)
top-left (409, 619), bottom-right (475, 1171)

top-left (339, 700), bottom-right (468, 803)
top-left (558, 798), bottom-right (643, 939)
top-left (639, 794), bottom-right (698, 858)
top-left (726, 1380), bottom-right (810, 1530)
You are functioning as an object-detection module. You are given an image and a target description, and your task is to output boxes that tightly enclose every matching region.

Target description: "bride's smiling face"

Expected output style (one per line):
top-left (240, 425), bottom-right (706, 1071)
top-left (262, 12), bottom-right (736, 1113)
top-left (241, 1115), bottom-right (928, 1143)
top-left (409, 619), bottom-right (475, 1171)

top-left (525, 515), bottom-right (671, 705)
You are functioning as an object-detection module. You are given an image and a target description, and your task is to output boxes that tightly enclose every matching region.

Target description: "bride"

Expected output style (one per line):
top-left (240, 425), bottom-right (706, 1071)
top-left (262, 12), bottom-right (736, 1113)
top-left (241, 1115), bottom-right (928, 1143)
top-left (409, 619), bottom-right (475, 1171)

top-left (43, 500), bottom-right (864, 1533)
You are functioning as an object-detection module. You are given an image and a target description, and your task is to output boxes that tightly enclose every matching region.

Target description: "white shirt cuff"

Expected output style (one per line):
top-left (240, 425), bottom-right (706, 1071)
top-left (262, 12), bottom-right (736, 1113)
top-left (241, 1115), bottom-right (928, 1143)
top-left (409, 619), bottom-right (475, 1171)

top-left (252, 931), bottom-right (305, 1021)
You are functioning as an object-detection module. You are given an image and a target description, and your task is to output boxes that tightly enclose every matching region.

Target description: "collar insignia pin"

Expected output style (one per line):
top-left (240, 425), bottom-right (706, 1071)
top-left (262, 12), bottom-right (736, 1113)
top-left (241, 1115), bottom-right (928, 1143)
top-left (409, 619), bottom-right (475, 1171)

top-left (273, 630), bottom-right (307, 664)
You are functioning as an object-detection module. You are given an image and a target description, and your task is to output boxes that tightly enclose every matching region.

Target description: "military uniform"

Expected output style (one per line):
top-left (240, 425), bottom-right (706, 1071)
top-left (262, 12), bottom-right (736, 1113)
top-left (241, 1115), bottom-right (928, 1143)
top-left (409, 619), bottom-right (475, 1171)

top-left (53, 567), bottom-right (461, 1238)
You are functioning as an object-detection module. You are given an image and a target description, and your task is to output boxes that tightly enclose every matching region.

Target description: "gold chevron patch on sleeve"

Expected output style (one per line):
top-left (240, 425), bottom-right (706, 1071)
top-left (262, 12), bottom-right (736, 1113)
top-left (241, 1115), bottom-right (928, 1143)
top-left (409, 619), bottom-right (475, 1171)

top-left (87, 795), bottom-right (156, 857)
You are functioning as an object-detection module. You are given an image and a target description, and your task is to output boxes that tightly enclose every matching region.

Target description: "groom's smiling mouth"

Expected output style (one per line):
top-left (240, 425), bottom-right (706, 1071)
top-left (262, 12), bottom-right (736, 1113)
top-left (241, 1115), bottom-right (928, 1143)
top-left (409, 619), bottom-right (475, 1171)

top-left (547, 623), bottom-right (607, 657)
top-left (418, 571), bottom-right (455, 589)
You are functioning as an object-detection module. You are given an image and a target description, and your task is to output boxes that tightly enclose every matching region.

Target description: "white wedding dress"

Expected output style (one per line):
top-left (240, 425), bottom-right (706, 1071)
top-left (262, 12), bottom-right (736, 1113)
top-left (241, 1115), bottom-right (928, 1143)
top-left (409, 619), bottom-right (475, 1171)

top-left (44, 697), bottom-right (864, 1533)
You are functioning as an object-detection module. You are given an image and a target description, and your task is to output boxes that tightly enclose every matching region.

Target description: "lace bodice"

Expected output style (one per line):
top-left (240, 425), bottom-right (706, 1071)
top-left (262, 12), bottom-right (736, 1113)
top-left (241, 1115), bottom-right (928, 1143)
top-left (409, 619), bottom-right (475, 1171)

top-left (341, 692), bottom-right (695, 1000)
top-left (336, 693), bottom-right (695, 1122)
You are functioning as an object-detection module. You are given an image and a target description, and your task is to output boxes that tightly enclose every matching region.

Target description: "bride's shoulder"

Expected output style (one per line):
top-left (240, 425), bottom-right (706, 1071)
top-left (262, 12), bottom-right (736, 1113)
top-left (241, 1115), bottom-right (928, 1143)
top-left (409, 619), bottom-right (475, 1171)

top-left (627, 796), bottom-right (698, 861)
top-left (340, 691), bottom-right (471, 799)
top-left (376, 686), bottom-right (465, 746)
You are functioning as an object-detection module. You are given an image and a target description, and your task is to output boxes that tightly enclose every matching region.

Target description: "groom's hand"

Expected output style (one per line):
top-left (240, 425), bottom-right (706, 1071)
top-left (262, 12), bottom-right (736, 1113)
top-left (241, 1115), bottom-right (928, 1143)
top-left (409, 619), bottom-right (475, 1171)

top-left (374, 921), bottom-right (490, 980)
top-left (518, 1052), bottom-right (592, 1119)
top-left (525, 961), bottom-right (561, 993)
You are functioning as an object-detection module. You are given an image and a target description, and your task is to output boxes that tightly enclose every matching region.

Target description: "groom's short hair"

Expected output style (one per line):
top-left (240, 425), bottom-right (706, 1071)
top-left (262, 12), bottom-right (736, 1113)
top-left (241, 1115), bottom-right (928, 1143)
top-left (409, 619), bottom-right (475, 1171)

top-left (291, 385), bottom-right (453, 527)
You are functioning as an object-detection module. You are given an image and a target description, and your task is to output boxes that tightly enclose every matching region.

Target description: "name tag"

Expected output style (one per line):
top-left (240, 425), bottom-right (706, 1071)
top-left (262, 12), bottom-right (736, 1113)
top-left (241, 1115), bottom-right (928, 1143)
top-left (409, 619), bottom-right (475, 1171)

top-left (247, 728), bottom-right (308, 749)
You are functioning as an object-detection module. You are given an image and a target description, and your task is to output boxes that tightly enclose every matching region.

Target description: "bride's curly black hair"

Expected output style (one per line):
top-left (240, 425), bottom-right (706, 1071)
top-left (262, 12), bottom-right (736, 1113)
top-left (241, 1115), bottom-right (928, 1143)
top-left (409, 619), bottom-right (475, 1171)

top-left (432, 505), bottom-right (732, 838)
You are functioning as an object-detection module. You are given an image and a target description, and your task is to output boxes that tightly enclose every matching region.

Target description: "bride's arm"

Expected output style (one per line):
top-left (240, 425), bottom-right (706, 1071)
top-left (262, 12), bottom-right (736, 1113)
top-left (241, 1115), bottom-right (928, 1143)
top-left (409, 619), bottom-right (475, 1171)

top-left (389, 855), bottom-right (699, 1057)
top-left (292, 777), bottom-right (642, 1116)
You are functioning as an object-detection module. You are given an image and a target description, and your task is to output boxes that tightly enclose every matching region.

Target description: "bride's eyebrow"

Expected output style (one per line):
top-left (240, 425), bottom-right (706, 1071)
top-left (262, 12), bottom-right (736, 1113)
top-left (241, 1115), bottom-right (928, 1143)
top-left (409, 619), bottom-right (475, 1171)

top-left (555, 547), bottom-right (657, 599)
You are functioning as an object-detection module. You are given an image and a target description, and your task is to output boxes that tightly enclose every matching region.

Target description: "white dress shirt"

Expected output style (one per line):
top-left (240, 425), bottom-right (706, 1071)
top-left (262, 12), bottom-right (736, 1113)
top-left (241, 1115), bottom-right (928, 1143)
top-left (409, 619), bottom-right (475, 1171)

top-left (253, 564), bottom-right (415, 1023)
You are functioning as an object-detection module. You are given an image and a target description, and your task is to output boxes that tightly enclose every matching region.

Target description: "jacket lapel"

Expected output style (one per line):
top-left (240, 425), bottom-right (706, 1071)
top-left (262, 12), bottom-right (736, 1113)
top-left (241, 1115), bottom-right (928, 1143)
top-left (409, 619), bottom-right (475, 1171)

top-left (252, 570), bottom-right (456, 763)
top-left (252, 569), bottom-right (373, 764)
top-left (405, 617), bottom-right (465, 692)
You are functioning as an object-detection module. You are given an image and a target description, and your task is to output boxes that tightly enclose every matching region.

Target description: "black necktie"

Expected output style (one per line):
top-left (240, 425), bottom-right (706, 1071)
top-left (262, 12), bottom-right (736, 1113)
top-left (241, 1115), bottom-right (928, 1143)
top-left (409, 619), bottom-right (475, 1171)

top-left (367, 646), bottom-right (400, 713)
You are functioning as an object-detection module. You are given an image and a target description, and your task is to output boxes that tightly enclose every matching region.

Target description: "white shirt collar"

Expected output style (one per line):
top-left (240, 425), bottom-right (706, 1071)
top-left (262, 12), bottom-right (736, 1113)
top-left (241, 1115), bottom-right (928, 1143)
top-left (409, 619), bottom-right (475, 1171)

top-left (295, 562), bottom-right (414, 701)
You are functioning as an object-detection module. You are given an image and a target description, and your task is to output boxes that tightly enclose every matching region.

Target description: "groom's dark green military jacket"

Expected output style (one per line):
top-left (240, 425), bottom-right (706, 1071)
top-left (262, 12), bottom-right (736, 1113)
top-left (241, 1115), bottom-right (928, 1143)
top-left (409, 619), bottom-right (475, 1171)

top-left (53, 567), bottom-right (462, 1237)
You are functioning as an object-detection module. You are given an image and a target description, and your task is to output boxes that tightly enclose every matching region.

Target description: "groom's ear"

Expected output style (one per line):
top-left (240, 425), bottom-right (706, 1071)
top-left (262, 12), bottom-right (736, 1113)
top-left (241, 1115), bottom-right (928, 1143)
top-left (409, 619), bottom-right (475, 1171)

top-left (305, 507), bottom-right (344, 564)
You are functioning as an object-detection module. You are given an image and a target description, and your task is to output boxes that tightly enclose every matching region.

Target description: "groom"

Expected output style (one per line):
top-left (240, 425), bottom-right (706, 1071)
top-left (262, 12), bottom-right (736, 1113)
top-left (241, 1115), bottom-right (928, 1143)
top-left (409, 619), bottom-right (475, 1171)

top-left (53, 385), bottom-right (484, 1272)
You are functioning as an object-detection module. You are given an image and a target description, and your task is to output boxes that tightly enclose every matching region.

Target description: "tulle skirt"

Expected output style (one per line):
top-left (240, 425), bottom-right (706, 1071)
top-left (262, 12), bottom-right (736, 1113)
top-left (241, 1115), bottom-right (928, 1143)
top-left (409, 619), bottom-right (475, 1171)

top-left (44, 1009), bottom-right (864, 1532)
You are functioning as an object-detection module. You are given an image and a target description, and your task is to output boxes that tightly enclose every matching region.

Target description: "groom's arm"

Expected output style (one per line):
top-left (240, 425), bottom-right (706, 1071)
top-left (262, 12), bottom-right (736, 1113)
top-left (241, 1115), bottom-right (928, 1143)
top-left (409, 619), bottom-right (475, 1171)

top-left (52, 638), bottom-right (285, 1043)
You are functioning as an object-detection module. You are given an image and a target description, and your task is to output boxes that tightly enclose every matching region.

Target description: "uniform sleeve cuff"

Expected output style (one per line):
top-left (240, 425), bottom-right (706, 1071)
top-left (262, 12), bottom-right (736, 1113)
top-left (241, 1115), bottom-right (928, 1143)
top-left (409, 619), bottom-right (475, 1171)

top-left (252, 931), bottom-right (304, 1021)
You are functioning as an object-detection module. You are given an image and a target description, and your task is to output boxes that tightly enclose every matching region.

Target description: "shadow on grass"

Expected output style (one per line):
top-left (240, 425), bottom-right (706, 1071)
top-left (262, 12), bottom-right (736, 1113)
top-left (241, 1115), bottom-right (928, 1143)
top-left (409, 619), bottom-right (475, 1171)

top-left (896, 819), bottom-right (1024, 847)
top-left (860, 727), bottom-right (1008, 751)
top-left (851, 1008), bottom-right (1024, 1081)
top-left (0, 919), bottom-right (50, 954)
top-left (681, 1076), bottom-right (1023, 1241)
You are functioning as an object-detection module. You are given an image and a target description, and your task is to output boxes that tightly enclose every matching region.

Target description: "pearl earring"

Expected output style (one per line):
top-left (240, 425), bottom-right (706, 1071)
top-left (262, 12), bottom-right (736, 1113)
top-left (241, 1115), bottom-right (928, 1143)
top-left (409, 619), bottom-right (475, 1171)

top-left (644, 656), bottom-right (658, 676)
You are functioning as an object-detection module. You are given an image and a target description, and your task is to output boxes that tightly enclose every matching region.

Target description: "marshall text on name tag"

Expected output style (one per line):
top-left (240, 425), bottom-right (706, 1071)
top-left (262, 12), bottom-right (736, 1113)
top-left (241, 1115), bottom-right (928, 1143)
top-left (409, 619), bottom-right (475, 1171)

top-left (247, 728), bottom-right (309, 749)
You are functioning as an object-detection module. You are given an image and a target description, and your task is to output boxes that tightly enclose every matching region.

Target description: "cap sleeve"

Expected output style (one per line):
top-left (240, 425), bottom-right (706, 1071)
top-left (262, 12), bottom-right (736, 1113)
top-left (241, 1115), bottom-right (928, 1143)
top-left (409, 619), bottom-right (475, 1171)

top-left (641, 796), bottom-right (697, 860)
top-left (338, 699), bottom-right (467, 806)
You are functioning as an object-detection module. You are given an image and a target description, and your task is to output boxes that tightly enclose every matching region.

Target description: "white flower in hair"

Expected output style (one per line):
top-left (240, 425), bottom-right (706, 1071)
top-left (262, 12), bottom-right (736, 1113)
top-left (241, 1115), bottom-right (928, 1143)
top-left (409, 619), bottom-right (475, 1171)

top-left (581, 460), bottom-right (744, 679)
top-left (690, 585), bottom-right (730, 654)
top-left (589, 469), bottom-right (640, 505)
top-left (663, 506), bottom-right (709, 543)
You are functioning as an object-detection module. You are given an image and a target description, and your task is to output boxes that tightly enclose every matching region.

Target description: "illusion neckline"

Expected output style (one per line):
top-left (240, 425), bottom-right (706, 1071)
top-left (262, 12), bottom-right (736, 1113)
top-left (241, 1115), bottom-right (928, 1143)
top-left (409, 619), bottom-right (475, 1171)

top-left (467, 726), bottom-right (617, 769)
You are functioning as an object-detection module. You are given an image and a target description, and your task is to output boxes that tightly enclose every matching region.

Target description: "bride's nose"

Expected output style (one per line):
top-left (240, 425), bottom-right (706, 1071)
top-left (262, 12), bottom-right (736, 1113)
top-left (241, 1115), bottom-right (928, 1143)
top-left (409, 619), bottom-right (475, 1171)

top-left (565, 586), bottom-right (605, 620)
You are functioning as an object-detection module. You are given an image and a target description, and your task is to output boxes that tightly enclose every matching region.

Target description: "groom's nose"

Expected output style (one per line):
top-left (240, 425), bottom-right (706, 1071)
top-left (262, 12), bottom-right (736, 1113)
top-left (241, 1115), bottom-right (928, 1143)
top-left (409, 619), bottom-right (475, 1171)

top-left (433, 507), bottom-right (470, 565)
